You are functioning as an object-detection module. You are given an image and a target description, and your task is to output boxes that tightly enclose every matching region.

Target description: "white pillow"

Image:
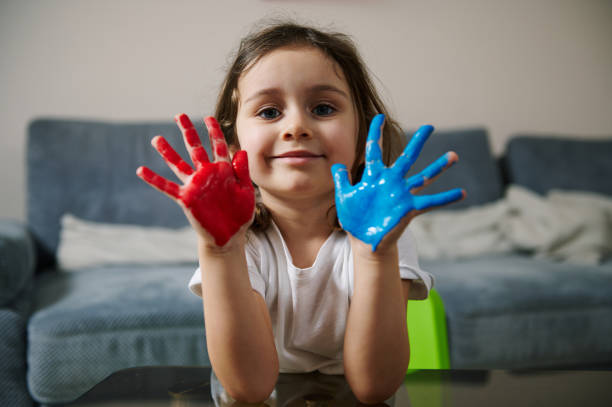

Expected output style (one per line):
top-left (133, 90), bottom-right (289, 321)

top-left (57, 214), bottom-right (198, 271)
top-left (410, 186), bottom-right (612, 265)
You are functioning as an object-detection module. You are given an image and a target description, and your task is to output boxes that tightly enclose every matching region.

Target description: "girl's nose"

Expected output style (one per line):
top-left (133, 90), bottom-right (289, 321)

top-left (281, 111), bottom-right (312, 141)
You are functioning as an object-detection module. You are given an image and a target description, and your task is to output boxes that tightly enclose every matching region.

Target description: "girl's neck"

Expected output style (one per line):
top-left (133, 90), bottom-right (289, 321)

top-left (261, 190), bottom-right (335, 238)
top-left (259, 190), bottom-right (336, 268)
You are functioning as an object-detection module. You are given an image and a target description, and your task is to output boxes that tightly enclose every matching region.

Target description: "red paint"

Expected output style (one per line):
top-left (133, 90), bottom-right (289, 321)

top-left (204, 116), bottom-right (222, 134)
top-left (191, 147), bottom-right (209, 167)
top-left (231, 150), bottom-right (250, 184)
top-left (152, 136), bottom-right (194, 175)
top-left (138, 114), bottom-right (254, 246)
top-left (182, 158), bottom-right (254, 246)
top-left (174, 114), bottom-right (210, 169)
top-left (183, 129), bottom-right (202, 152)
top-left (204, 116), bottom-right (229, 160)
top-left (175, 114), bottom-right (193, 131)
top-left (215, 143), bottom-right (228, 159)
top-left (136, 166), bottom-right (180, 199)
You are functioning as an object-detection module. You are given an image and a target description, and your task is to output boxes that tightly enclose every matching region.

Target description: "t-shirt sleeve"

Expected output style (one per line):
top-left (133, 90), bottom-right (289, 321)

top-left (187, 237), bottom-right (266, 299)
top-left (398, 228), bottom-right (435, 300)
top-left (188, 268), bottom-right (203, 297)
top-left (245, 237), bottom-right (266, 300)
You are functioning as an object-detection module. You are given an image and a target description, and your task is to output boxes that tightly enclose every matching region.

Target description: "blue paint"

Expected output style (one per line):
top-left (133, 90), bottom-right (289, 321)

top-left (332, 114), bottom-right (464, 251)
top-left (406, 152), bottom-right (453, 189)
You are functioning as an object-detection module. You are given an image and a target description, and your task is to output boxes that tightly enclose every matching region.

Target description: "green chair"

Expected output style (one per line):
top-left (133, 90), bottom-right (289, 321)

top-left (406, 288), bottom-right (450, 371)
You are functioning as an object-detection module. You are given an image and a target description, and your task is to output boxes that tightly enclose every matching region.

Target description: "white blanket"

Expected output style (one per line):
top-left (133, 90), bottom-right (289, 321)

top-left (58, 214), bottom-right (198, 270)
top-left (58, 186), bottom-right (612, 270)
top-left (410, 185), bottom-right (612, 265)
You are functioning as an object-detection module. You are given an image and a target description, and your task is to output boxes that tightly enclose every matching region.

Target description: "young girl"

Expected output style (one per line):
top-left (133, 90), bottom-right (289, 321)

top-left (137, 22), bottom-right (464, 404)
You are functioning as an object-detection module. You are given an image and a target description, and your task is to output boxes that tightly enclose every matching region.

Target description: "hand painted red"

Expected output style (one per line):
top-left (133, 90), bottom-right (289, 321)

top-left (137, 114), bottom-right (255, 246)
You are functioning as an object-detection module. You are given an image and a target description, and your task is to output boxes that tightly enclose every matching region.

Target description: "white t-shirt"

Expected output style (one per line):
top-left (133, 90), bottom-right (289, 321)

top-left (188, 222), bottom-right (433, 375)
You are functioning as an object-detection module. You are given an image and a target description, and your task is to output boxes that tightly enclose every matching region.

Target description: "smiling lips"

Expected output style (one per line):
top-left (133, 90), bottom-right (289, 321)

top-left (273, 150), bottom-right (323, 158)
top-left (271, 150), bottom-right (324, 163)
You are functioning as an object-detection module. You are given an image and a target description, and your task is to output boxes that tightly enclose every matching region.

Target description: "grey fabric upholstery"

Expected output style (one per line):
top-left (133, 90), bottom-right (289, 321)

top-left (0, 221), bottom-right (35, 406)
top-left (15, 117), bottom-right (612, 404)
top-left (27, 265), bottom-right (208, 403)
top-left (0, 282), bottom-right (35, 407)
top-left (422, 255), bottom-right (612, 369)
top-left (433, 134), bottom-right (612, 368)
top-left (504, 135), bottom-right (612, 196)
top-left (0, 311), bottom-right (33, 407)
top-left (408, 128), bottom-right (503, 209)
top-left (27, 119), bottom-right (211, 269)
top-left (0, 220), bottom-right (35, 306)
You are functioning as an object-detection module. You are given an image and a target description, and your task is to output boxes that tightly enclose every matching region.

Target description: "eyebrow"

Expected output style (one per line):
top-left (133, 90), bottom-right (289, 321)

top-left (242, 84), bottom-right (350, 105)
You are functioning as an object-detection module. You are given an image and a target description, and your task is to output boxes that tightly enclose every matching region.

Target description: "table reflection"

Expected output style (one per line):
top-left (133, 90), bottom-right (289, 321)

top-left (67, 367), bottom-right (495, 407)
top-left (67, 365), bottom-right (612, 407)
top-left (169, 369), bottom-right (401, 406)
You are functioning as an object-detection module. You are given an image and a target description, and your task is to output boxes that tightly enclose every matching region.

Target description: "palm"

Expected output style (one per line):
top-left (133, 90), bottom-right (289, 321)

top-left (332, 114), bottom-right (463, 251)
top-left (137, 114), bottom-right (254, 247)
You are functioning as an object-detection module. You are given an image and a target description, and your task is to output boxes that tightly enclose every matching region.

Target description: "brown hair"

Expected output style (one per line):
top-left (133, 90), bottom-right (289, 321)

top-left (214, 21), bottom-right (406, 231)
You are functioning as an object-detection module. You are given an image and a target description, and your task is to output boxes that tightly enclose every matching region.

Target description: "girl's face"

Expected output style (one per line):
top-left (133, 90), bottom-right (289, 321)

top-left (234, 46), bottom-right (359, 204)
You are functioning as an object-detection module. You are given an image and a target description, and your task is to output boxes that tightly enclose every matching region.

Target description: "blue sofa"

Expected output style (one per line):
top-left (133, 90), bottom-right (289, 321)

top-left (1, 118), bottom-right (611, 405)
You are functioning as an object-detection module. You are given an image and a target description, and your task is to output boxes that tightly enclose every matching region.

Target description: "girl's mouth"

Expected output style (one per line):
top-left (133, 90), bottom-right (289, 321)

top-left (273, 150), bottom-right (323, 158)
top-left (271, 150), bottom-right (325, 164)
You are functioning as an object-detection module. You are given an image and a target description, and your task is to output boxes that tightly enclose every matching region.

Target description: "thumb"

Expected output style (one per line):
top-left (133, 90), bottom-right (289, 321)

top-left (331, 163), bottom-right (350, 194)
top-left (232, 150), bottom-right (251, 185)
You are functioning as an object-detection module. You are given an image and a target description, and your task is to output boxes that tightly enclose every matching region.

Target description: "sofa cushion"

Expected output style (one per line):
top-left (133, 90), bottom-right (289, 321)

top-left (0, 220), bottom-right (35, 306)
top-left (421, 254), bottom-right (612, 369)
top-left (27, 265), bottom-right (208, 404)
top-left (407, 128), bottom-right (503, 210)
top-left (0, 310), bottom-right (33, 407)
top-left (27, 119), bottom-right (210, 268)
top-left (0, 283), bottom-right (35, 407)
top-left (504, 136), bottom-right (612, 196)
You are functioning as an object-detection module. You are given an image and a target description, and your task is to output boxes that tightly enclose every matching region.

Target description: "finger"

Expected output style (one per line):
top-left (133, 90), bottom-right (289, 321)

top-left (406, 151), bottom-right (458, 191)
top-left (232, 150), bottom-right (251, 186)
top-left (151, 135), bottom-right (194, 182)
top-left (175, 113), bottom-right (210, 170)
top-left (392, 124), bottom-right (434, 176)
top-left (204, 116), bottom-right (230, 163)
top-left (364, 114), bottom-right (385, 169)
top-left (136, 166), bottom-right (181, 200)
top-left (331, 163), bottom-right (351, 194)
top-left (412, 188), bottom-right (465, 211)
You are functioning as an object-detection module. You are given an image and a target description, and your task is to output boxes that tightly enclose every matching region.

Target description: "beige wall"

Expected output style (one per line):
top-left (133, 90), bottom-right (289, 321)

top-left (2, 0), bottom-right (611, 220)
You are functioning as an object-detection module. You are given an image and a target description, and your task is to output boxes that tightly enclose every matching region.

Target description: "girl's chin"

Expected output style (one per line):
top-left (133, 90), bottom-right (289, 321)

top-left (259, 182), bottom-right (335, 200)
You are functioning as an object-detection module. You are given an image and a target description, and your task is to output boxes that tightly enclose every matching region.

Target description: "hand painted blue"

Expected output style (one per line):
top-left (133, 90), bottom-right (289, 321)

top-left (332, 114), bottom-right (464, 251)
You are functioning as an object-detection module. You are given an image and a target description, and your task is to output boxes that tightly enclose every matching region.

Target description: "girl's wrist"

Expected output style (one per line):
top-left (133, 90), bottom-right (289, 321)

top-left (349, 234), bottom-right (398, 263)
top-left (197, 233), bottom-right (246, 258)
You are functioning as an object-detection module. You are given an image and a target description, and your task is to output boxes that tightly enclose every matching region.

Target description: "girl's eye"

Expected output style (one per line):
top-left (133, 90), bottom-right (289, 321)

top-left (313, 104), bottom-right (335, 116)
top-left (258, 108), bottom-right (281, 120)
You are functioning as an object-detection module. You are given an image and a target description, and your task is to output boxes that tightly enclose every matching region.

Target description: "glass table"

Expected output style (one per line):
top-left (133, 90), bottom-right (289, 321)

top-left (61, 365), bottom-right (612, 406)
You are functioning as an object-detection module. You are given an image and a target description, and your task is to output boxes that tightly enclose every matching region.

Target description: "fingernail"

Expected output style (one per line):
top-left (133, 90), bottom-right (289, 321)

top-left (204, 116), bottom-right (220, 130)
top-left (373, 113), bottom-right (385, 126)
top-left (418, 124), bottom-right (434, 133)
top-left (175, 114), bottom-right (192, 129)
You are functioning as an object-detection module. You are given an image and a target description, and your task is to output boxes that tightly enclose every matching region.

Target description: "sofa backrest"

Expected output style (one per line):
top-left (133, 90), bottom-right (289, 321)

top-left (27, 119), bottom-right (502, 268)
top-left (407, 128), bottom-right (504, 210)
top-left (504, 135), bottom-right (612, 196)
top-left (27, 118), bottom-right (210, 268)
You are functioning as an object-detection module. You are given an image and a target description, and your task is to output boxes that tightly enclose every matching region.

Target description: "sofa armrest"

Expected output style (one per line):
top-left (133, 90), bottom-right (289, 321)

top-left (0, 219), bottom-right (36, 307)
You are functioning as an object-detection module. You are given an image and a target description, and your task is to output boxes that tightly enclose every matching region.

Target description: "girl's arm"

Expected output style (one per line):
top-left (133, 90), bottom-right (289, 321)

top-left (333, 114), bottom-right (464, 403)
top-left (344, 238), bottom-right (410, 404)
top-left (137, 114), bottom-right (277, 403)
top-left (198, 237), bottom-right (278, 403)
